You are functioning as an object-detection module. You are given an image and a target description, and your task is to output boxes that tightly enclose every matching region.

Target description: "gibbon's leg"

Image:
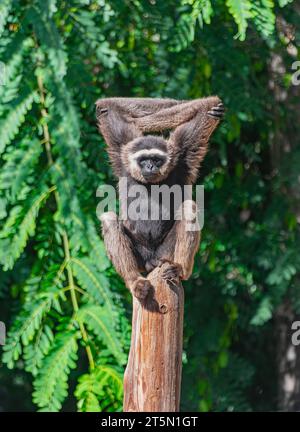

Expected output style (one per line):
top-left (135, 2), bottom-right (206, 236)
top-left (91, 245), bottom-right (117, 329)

top-left (100, 212), bottom-right (152, 300)
top-left (154, 200), bottom-right (201, 284)
top-left (172, 200), bottom-right (201, 281)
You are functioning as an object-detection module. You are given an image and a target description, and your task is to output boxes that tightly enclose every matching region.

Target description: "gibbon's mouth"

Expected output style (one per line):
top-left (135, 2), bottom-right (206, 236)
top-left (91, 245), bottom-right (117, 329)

top-left (142, 172), bottom-right (160, 181)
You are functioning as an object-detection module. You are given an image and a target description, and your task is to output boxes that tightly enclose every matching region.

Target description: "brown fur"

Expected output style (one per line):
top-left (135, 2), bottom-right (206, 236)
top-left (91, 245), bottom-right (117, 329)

top-left (96, 97), bottom-right (223, 300)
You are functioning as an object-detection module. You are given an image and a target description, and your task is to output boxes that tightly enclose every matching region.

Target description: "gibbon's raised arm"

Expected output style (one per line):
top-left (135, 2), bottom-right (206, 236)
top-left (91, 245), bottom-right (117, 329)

top-left (96, 97), bottom-right (183, 119)
top-left (135, 96), bottom-right (222, 132)
top-left (97, 103), bottom-right (142, 175)
top-left (96, 97), bottom-right (184, 175)
top-left (169, 96), bottom-right (224, 183)
top-left (96, 96), bottom-right (223, 177)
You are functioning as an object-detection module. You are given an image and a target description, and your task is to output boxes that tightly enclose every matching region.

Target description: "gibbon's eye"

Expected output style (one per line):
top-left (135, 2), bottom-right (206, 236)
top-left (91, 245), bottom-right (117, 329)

top-left (153, 158), bottom-right (163, 167)
top-left (138, 158), bottom-right (148, 166)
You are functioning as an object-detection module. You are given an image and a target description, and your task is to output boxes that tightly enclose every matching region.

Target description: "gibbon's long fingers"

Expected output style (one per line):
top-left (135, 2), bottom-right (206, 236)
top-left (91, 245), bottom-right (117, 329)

top-left (208, 102), bottom-right (225, 119)
top-left (98, 107), bottom-right (108, 115)
top-left (161, 263), bottom-right (183, 283)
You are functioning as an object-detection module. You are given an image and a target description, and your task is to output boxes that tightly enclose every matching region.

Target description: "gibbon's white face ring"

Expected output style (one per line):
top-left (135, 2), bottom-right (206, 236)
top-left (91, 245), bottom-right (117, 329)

top-left (128, 149), bottom-right (170, 178)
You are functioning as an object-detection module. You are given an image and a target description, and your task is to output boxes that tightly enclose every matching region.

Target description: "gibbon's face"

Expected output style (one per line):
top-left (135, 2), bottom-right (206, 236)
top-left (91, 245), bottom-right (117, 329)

top-left (123, 136), bottom-right (171, 183)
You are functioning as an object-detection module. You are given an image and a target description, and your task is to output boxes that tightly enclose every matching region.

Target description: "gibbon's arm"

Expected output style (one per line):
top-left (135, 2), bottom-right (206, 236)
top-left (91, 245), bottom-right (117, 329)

top-left (169, 96), bottom-right (224, 183)
top-left (96, 98), bottom-right (184, 175)
top-left (96, 97), bottom-right (184, 119)
top-left (135, 97), bottom-right (222, 132)
top-left (96, 102), bottom-right (141, 175)
top-left (96, 97), bottom-right (223, 176)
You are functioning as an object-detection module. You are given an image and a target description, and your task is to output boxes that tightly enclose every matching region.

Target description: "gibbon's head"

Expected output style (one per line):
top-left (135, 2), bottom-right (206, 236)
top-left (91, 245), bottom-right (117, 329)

top-left (122, 136), bottom-right (172, 183)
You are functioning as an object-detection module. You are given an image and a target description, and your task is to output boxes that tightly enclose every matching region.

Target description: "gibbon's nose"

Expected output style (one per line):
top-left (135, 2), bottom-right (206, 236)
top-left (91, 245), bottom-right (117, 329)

top-left (142, 161), bottom-right (159, 177)
top-left (146, 162), bottom-right (155, 171)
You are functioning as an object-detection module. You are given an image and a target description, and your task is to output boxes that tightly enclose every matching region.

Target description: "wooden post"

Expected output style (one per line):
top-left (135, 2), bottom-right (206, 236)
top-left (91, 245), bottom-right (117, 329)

top-left (123, 263), bottom-right (184, 412)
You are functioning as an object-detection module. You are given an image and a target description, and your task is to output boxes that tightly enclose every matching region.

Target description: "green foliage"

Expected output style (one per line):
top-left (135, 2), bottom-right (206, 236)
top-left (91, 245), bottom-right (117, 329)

top-left (225, 0), bottom-right (277, 40)
top-left (0, 90), bottom-right (37, 155)
top-left (0, 0), bottom-right (12, 37)
top-left (33, 330), bottom-right (79, 411)
top-left (24, 324), bottom-right (54, 376)
top-left (0, 137), bottom-right (42, 202)
top-left (0, 184), bottom-right (55, 270)
top-left (0, 0), bottom-right (130, 411)
top-left (3, 294), bottom-right (56, 368)
top-left (0, 0), bottom-right (299, 413)
top-left (76, 304), bottom-right (127, 365)
top-left (75, 365), bottom-right (123, 412)
top-left (72, 257), bottom-right (114, 309)
top-left (226, 0), bottom-right (253, 40)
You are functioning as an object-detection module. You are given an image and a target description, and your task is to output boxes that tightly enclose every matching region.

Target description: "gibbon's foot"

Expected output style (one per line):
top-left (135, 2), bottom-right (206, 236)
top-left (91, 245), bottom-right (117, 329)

top-left (162, 263), bottom-right (183, 285)
top-left (144, 258), bottom-right (166, 273)
top-left (132, 278), bottom-right (152, 301)
top-left (208, 102), bottom-right (225, 120)
top-left (145, 257), bottom-right (178, 273)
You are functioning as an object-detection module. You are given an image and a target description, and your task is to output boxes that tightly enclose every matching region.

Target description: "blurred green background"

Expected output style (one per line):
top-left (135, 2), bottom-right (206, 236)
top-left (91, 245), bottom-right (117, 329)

top-left (0, 0), bottom-right (299, 412)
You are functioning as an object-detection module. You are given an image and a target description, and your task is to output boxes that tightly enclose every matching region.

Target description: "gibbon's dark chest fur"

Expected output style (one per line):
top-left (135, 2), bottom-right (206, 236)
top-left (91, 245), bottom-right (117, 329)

top-left (121, 162), bottom-right (188, 261)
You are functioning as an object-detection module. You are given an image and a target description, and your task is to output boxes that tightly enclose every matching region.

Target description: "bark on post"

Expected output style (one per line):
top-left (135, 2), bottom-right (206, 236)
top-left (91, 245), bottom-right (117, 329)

top-left (123, 263), bottom-right (184, 412)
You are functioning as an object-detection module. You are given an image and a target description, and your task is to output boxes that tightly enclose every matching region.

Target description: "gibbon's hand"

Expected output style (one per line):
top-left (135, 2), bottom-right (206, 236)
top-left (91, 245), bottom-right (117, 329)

top-left (208, 102), bottom-right (225, 120)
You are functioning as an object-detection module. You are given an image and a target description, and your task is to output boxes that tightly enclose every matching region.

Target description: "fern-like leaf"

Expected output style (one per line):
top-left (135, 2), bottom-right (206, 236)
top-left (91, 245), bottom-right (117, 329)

top-left (23, 324), bottom-right (54, 376)
top-left (75, 364), bottom-right (123, 412)
top-left (30, 0), bottom-right (68, 80)
top-left (33, 330), bottom-right (79, 411)
top-left (226, 0), bottom-right (253, 40)
top-left (86, 220), bottom-right (110, 272)
top-left (170, 13), bottom-right (195, 52)
top-left (183, 0), bottom-right (213, 26)
top-left (0, 185), bottom-right (55, 270)
top-left (76, 304), bottom-right (126, 366)
top-left (0, 90), bottom-right (37, 155)
top-left (252, 0), bottom-right (276, 38)
top-left (0, 34), bottom-right (29, 107)
top-left (2, 296), bottom-right (54, 368)
top-left (0, 0), bottom-right (12, 37)
top-left (71, 257), bottom-right (114, 311)
top-left (278, 0), bottom-right (293, 6)
top-left (0, 137), bottom-right (42, 201)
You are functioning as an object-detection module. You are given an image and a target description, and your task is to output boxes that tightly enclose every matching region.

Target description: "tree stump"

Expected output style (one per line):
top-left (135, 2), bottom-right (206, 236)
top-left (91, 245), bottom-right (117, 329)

top-left (123, 263), bottom-right (184, 412)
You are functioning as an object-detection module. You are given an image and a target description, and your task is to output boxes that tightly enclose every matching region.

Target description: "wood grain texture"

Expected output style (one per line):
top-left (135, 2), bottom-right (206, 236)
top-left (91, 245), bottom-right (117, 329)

top-left (123, 263), bottom-right (184, 412)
